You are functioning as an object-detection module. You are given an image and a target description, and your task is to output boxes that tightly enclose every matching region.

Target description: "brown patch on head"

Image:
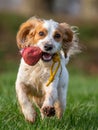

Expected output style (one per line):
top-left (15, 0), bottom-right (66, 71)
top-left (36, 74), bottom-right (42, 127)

top-left (16, 17), bottom-right (43, 49)
top-left (60, 23), bottom-right (73, 42)
top-left (33, 24), bottom-right (48, 44)
top-left (59, 23), bottom-right (73, 57)
top-left (53, 29), bottom-right (62, 42)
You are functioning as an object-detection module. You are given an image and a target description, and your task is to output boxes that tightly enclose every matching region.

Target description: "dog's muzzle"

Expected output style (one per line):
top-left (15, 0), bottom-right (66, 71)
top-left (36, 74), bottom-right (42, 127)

top-left (41, 43), bottom-right (54, 62)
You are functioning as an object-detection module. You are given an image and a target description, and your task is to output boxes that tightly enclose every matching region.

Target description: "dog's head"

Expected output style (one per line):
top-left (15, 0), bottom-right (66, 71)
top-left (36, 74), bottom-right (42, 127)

top-left (16, 17), bottom-right (79, 61)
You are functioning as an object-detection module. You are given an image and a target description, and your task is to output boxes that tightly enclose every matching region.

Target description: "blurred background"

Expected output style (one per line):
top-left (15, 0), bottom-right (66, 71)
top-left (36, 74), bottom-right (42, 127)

top-left (0, 0), bottom-right (98, 75)
top-left (0, 1), bottom-right (98, 129)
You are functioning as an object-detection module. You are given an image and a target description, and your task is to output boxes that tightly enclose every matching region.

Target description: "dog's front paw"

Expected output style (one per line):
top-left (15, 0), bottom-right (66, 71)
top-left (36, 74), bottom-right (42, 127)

top-left (22, 108), bottom-right (37, 123)
top-left (25, 112), bottom-right (37, 123)
top-left (41, 106), bottom-right (55, 117)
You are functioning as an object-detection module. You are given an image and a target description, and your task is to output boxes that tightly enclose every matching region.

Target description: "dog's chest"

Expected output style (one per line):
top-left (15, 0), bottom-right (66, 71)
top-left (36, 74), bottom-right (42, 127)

top-left (18, 59), bottom-right (62, 97)
top-left (22, 64), bottom-right (50, 97)
top-left (27, 66), bottom-right (50, 86)
top-left (19, 60), bottom-right (50, 88)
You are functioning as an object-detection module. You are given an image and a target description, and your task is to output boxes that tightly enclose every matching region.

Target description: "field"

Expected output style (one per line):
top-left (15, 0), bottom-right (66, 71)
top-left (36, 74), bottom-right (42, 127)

top-left (0, 67), bottom-right (98, 130)
top-left (0, 13), bottom-right (98, 130)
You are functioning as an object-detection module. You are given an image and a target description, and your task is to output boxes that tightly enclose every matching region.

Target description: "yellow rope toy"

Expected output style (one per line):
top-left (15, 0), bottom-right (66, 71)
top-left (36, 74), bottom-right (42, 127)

top-left (46, 53), bottom-right (61, 86)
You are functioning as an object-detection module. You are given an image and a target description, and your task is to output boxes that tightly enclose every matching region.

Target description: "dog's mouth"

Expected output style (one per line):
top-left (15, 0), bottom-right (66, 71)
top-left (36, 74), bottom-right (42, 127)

top-left (42, 52), bottom-right (53, 62)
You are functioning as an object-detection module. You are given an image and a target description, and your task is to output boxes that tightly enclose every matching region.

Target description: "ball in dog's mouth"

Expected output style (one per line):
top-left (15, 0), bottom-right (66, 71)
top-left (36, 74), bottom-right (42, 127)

top-left (42, 52), bottom-right (53, 62)
top-left (21, 47), bottom-right (42, 65)
top-left (21, 47), bottom-right (54, 65)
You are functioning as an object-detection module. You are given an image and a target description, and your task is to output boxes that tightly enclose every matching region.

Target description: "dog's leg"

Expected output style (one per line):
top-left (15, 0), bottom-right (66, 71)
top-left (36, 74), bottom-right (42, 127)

top-left (56, 67), bottom-right (69, 119)
top-left (56, 85), bottom-right (68, 119)
top-left (16, 82), bottom-right (36, 123)
top-left (41, 79), bottom-right (59, 117)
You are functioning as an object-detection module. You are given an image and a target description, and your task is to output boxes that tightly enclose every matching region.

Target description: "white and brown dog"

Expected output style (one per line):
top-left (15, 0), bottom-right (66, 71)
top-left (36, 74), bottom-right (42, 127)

top-left (15, 17), bottom-right (79, 123)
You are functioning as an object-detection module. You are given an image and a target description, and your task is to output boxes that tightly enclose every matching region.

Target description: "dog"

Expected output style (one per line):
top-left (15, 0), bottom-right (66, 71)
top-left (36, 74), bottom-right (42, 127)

top-left (15, 17), bottom-right (79, 123)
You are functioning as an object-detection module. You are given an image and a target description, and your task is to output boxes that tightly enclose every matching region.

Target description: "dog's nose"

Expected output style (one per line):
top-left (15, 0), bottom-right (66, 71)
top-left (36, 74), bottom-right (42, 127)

top-left (44, 44), bottom-right (53, 51)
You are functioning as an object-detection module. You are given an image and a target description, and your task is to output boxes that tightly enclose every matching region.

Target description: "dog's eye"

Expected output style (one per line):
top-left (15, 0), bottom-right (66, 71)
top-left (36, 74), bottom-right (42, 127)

top-left (39, 31), bottom-right (44, 36)
top-left (54, 33), bottom-right (61, 39)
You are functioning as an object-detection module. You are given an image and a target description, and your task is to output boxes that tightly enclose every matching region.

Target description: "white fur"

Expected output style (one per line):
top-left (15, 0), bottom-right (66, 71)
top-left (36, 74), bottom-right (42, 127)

top-left (16, 18), bottom-right (79, 123)
top-left (16, 54), bottom-right (69, 122)
top-left (36, 20), bottom-right (61, 54)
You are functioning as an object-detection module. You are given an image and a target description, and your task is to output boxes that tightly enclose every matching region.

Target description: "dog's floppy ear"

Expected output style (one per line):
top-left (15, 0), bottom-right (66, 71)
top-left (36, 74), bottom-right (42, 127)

top-left (16, 21), bottom-right (33, 49)
top-left (60, 23), bottom-right (73, 57)
top-left (60, 23), bottom-right (73, 42)
top-left (60, 23), bottom-right (80, 57)
top-left (16, 17), bottom-right (42, 49)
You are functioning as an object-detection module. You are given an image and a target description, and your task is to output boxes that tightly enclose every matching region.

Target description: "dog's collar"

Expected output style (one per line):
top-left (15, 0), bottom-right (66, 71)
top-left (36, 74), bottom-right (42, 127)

top-left (46, 52), bottom-right (61, 86)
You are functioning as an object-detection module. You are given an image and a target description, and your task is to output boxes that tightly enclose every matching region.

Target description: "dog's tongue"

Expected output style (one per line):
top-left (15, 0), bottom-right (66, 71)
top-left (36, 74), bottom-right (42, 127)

top-left (20, 47), bottom-right (42, 66)
top-left (42, 52), bottom-right (52, 61)
top-left (44, 53), bottom-right (51, 58)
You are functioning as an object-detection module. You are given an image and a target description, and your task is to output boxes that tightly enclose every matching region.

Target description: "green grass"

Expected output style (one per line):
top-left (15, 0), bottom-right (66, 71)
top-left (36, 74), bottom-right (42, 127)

top-left (0, 12), bottom-right (98, 129)
top-left (0, 69), bottom-right (98, 130)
